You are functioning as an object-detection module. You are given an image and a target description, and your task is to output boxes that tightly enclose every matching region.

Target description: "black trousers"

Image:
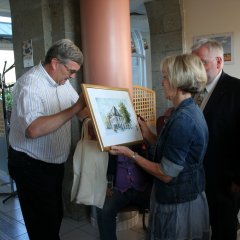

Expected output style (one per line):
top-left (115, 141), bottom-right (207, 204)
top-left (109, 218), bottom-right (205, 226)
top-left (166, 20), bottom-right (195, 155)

top-left (96, 187), bottom-right (150, 240)
top-left (209, 191), bottom-right (240, 240)
top-left (8, 147), bottom-right (64, 240)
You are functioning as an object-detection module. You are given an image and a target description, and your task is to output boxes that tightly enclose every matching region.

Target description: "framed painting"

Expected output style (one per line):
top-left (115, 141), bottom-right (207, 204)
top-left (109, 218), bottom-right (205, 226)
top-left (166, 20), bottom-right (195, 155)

top-left (193, 32), bottom-right (233, 64)
top-left (81, 84), bottom-right (143, 151)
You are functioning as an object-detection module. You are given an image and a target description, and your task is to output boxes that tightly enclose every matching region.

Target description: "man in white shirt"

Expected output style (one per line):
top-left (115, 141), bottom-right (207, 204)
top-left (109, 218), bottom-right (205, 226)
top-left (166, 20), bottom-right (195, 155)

top-left (8, 39), bottom-right (85, 240)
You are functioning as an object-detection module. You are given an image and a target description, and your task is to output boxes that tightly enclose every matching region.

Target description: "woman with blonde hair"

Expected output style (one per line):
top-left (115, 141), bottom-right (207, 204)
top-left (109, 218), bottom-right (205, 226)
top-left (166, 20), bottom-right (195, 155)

top-left (110, 53), bottom-right (210, 239)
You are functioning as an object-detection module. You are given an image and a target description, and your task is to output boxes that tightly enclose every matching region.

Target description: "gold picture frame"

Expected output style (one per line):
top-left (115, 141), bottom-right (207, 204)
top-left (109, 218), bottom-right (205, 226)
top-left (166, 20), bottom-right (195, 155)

top-left (81, 84), bottom-right (143, 151)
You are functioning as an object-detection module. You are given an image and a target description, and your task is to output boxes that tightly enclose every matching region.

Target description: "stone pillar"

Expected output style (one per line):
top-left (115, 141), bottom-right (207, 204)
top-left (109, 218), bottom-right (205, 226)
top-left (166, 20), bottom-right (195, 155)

top-left (80, 0), bottom-right (133, 92)
top-left (145, 0), bottom-right (182, 117)
top-left (79, 0), bottom-right (138, 227)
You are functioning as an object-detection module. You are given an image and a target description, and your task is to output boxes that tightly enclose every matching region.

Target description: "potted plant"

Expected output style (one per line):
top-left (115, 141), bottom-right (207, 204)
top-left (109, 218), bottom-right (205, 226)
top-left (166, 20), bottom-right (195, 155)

top-left (4, 86), bottom-right (13, 124)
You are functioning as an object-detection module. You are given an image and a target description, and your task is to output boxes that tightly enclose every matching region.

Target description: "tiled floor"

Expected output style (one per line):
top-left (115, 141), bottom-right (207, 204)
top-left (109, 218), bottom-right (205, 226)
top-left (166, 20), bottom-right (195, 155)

top-left (0, 177), bottom-right (146, 240)
top-left (1, 177), bottom-right (240, 240)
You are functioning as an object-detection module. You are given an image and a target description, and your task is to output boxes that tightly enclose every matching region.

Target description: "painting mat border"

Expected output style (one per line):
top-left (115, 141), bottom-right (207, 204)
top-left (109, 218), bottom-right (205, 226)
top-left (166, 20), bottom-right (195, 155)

top-left (81, 83), bottom-right (143, 151)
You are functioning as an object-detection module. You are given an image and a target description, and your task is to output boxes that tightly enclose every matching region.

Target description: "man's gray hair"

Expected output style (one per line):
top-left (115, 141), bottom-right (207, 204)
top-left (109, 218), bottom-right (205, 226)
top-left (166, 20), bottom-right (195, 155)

top-left (44, 39), bottom-right (83, 65)
top-left (191, 38), bottom-right (224, 58)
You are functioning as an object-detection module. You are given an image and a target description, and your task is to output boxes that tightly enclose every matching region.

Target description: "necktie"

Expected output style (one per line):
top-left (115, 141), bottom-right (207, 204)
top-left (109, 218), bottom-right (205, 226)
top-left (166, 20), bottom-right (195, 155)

top-left (195, 88), bottom-right (207, 107)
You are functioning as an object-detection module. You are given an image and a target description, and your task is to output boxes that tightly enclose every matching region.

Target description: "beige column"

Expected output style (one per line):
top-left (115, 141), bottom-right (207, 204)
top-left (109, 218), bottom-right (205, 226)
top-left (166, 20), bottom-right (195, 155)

top-left (80, 0), bottom-right (132, 92)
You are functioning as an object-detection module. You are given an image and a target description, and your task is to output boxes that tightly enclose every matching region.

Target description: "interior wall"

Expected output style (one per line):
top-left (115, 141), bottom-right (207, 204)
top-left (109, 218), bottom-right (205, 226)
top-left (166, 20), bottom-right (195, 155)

top-left (182, 0), bottom-right (240, 78)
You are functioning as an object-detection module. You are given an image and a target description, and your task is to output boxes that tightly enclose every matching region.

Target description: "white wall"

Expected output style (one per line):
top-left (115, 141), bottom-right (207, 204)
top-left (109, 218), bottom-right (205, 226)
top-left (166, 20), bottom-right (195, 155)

top-left (182, 0), bottom-right (240, 78)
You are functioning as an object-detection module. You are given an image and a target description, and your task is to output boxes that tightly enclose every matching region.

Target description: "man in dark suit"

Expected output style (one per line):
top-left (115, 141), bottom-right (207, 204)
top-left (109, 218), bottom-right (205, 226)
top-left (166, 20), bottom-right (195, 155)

top-left (192, 39), bottom-right (240, 240)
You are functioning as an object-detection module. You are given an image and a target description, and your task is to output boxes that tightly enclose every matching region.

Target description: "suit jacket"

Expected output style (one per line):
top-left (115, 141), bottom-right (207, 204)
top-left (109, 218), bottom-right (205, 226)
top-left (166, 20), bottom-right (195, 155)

top-left (203, 71), bottom-right (240, 203)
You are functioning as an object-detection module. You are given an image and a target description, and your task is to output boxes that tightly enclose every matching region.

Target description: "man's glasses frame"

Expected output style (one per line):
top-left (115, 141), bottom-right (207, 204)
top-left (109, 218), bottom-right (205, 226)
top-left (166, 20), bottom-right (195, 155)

top-left (200, 57), bottom-right (217, 66)
top-left (63, 64), bottom-right (78, 75)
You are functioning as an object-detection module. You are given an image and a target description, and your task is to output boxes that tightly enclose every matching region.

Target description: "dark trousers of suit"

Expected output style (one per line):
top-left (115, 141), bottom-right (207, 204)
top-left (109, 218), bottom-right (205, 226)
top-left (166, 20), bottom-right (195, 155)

top-left (8, 147), bottom-right (64, 240)
top-left (209, 191), bottom-right (240, 240)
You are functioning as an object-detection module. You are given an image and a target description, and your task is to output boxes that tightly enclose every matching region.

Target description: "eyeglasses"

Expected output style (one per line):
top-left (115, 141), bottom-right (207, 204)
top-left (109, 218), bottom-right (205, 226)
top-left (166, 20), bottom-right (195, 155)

top-left (201, 57), bottom-right (216, 65)
top-left (63, 64), bottom-right (78, 75)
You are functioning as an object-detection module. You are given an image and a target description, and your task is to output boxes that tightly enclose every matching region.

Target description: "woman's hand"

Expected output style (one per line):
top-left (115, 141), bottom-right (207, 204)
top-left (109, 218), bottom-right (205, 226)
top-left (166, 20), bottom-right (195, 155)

top-left (138, 117), bottom-right (157, 145)
top-left (138, 117), bottom-right (149, 137)
top-left (109, 145), bottom-right (133, 158)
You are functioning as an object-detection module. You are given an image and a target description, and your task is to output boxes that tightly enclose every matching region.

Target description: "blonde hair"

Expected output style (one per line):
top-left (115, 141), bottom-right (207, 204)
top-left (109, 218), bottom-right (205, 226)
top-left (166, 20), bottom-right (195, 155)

top-left (160, 53), bottom-right (207, 94)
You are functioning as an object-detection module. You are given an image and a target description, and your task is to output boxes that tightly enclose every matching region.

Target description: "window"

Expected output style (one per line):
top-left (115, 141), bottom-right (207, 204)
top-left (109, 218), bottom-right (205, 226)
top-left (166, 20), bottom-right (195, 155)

top-left (0, 17), bottom-right (15, 85)
top-left (131, 30), bottom-right (147, 87)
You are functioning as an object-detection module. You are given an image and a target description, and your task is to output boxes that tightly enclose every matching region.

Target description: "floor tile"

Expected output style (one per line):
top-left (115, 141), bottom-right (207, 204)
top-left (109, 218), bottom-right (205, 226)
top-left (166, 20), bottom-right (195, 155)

top-left (61, 227), bottom-right (99, 240)
top-left (0, 196), bottom-right (20, 213)
top-left (0, 211), bottom-right (27, 239)
top-left (0, 176), bottom-right (146, 240)
top-left (14, 233), bottom-right (29, 240)
top-left (117, 228), bottom-right (145, 240)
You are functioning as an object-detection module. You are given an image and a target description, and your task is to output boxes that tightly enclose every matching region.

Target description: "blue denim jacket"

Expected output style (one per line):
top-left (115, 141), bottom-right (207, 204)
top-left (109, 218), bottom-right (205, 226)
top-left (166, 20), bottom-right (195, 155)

top-left (154, 98), bottom-right (209, 204)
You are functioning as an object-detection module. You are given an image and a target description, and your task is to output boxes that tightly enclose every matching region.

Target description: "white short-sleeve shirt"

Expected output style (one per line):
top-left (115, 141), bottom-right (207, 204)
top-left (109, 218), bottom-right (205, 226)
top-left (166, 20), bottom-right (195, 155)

top-left (9, 62), bottom-right (79, 163)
